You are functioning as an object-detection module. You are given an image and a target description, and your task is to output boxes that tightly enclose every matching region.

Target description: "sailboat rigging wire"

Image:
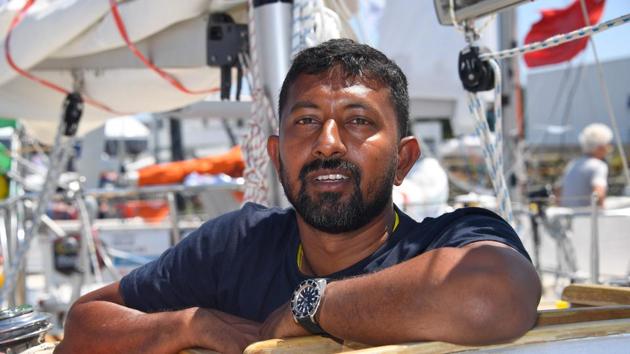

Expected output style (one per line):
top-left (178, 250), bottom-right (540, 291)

top-left (578, 0), bottom-right (630, 189)
top-left (0, 108), bottom-right (79, 302)
top-left (4, 0), bottom-right (122, 114)
top-left (559, 63), bottom-right (585, 147)
top-left (108, 0), bottom-right (220, 96)
top-left (480, 13), bottom-right (630, 61)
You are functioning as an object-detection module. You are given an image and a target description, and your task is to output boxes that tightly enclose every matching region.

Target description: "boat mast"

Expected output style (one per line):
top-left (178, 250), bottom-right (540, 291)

top-left (498, 8), bottom-right (526, 204)
top-left (252, 0), bottom-right (293, 206)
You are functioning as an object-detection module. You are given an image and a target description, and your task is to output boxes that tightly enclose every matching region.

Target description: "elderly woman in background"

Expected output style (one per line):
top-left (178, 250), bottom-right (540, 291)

top-left (560, 123), bottom-right (613, 207)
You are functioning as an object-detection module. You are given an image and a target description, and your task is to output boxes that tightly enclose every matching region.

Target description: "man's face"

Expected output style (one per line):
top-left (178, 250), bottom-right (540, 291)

top-left (269, 71), bottom-right (412, 234)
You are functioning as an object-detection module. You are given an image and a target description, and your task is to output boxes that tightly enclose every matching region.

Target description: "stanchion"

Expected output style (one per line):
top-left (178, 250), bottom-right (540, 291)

top-left (589, 192), bottom-right (600, 284)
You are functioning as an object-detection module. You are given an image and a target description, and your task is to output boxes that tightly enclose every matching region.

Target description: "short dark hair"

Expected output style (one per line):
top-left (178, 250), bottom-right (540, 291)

top-left (278, 39), bottom-right (410, 138)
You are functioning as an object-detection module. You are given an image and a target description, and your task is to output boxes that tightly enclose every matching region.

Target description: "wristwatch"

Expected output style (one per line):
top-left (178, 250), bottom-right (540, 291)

top-left (290, 278), bottom-right (328, 334)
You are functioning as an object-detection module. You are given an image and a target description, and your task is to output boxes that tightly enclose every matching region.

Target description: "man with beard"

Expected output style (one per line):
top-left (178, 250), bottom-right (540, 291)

top-left (57, 39), bottom-right (540, 354)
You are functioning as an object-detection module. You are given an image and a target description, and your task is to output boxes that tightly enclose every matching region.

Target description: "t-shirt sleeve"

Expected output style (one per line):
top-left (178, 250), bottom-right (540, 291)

top-left (426, 208), bottom-right (531, 262)
top-left (119, 210), bottom-right (240, 313)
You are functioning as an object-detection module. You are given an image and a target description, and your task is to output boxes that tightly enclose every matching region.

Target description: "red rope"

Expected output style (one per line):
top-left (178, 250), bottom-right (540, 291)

top-left (109, 0), bottom-right (221, 95)
top-left (4, 0), bottom-right (122, 114)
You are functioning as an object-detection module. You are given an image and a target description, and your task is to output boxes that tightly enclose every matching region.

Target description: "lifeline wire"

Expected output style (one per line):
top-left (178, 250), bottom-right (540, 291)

top-left (480, 13), bottom-right (630, 61)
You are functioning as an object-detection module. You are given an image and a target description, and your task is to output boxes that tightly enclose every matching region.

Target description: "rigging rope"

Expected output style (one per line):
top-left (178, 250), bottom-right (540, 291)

top-left (241, 0), bottom-right (277, 205)
top-left (466, 60), bottom-right (514, 223)
top-left (292, 0), bottom-right (342, 56)
top-left (292, 0), bottom-right (318, 56)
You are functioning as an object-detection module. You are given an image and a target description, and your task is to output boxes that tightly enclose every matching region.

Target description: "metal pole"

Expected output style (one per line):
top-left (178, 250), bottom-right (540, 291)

top-left (167, 192), bottom-right (181, 245)
top-left (0, 94), bottom-right (83, 303)
top-left (75, 189), bottom-right (103, 284)
top-left (589, 192), bottom-right (600, 284)
top-left (253, 0), bottom-right (293, 206)
top-left (168, 117), bottom-right (185, 210)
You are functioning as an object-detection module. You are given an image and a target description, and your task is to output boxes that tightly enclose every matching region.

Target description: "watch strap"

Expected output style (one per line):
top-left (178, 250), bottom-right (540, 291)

top-left (297, 316), bottom-right (327, 335)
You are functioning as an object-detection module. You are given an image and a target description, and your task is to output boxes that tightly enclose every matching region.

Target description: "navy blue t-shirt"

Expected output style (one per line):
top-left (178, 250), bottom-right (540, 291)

top-left (120, 203), bottom-right (530, 322)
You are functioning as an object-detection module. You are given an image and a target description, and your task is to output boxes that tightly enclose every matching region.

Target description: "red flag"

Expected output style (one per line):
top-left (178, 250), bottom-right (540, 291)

top-left (524, 0), bottom-right (606, 67)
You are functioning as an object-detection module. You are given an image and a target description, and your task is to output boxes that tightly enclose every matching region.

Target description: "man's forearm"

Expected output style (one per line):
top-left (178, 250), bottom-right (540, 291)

top-left (317, 244), bottom-right (540, 345)
top-left (55, 301), bottom-right (194, 354)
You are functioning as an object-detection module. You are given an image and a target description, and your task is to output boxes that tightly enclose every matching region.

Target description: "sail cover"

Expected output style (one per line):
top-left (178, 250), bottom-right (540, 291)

top-left (0, 0), bottom-right (247, 142)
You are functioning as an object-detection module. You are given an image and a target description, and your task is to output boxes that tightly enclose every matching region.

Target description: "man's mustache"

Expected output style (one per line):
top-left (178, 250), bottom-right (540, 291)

top-left (299, 158), bottom-right (361, 183)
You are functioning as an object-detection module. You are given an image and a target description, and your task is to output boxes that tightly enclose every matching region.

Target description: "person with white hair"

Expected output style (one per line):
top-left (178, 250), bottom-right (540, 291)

top-left (560, 123), bottom-right (613, 207)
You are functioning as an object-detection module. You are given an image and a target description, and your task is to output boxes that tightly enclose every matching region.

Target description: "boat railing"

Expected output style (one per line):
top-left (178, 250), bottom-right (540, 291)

top-left (0, 181), bottom-right (243, 307)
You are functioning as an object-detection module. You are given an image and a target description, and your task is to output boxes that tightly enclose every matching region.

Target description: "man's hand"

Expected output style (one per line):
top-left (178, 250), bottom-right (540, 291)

top-left (188, 308), bottom-right (262, 354)
top-left (259, 302), bottom-right (309, 340)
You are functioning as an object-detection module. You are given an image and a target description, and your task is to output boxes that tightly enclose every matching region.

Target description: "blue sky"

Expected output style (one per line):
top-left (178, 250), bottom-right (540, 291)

top-left (517, 0), bottom-right (630, 78)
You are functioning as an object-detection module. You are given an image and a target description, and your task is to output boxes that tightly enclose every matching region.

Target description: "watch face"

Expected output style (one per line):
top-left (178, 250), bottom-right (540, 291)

top-left (291, 279), bottom-right (321, 318)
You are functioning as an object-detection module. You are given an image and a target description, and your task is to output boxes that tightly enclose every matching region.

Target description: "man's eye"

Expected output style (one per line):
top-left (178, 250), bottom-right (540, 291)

top-left (297, 117), bottom-right (316, 125)
top-left (350, 117), bottom-right (370, 125)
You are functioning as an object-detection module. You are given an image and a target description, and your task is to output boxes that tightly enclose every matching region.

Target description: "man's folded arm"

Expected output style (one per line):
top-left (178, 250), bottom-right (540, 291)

top-left (54, 282), bottom-right (260, 354)
top-left (54, 282), bottom-right (193, 354)
top-left (317, 241), bottom-right (541, 346)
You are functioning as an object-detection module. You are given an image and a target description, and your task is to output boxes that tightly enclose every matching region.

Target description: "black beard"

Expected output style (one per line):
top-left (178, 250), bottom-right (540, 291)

top-left (279, 157), bottom-right (395, 234)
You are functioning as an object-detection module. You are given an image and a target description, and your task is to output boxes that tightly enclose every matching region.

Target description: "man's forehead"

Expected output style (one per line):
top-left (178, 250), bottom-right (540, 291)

top-left (288, 71), bottom-right (387, 97)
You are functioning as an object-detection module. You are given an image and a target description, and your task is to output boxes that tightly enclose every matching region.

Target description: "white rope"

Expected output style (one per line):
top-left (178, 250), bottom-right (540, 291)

top-left (292, 0), bottom-right (342, 56)
top-left (578, 0), bottom-right (630, 188)
top-left (480, 13), bottom-right (630, 61)
top-left (292, 0), bottom-right (318, 56)
top-left (466, 60), bottom-right (514, 224)
top-left (449, 0), bottom-right (496, 35)
top-left (448, 0), bottom-right (465, 32)
top-left (241, 0), bottom-right (277, 206)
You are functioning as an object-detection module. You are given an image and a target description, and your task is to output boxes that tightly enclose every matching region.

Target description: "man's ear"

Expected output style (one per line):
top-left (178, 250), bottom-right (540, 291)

top-left (267, 134), bottom-right (281, 174)
top-left (394, 136), bottom-right (421, 186)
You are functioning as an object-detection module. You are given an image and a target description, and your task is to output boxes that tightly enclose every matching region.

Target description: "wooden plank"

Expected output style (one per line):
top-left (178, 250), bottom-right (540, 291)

top-left (314, 319), bottom-right (630, 354)
top-left (244, 336), bottom-right (367, 354)
top-left (180, 305), bottom-right (630, 353)
top-left (562, 284), bottom-right (630, 306)
top-left (180, 349), bottom-right (220, 354)
top-left (536, 305), bottom-right (630, 327)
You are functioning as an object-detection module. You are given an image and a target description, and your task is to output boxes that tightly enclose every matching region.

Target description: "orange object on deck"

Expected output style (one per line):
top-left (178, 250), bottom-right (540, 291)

top-left (120, 200), bottom-right (170, 223)
top-left (137, 146), bottom-right (245, 186)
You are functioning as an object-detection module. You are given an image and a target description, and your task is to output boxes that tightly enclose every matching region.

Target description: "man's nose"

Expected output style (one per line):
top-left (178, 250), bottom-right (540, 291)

top-left (313, 119), bottom-right (347, 158)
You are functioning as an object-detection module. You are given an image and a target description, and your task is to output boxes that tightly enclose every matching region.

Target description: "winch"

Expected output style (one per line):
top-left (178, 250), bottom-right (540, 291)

top-left (0, 305), bottom-right (53, 354)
